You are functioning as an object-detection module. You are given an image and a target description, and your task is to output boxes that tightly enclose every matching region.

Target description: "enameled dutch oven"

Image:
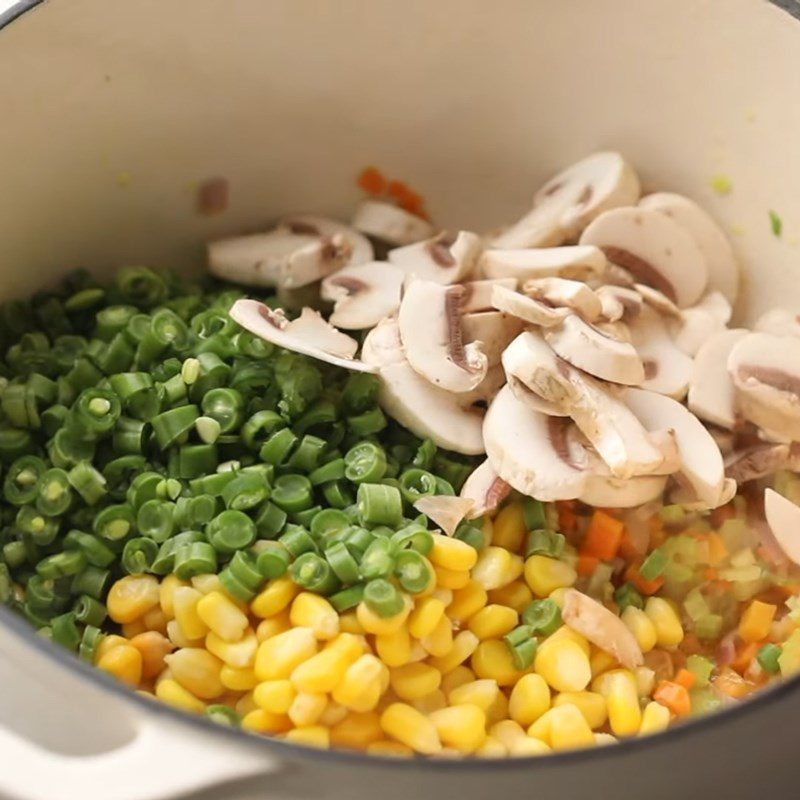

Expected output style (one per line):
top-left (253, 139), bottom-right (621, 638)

top-left (1, 1), bottom-right (800, 798)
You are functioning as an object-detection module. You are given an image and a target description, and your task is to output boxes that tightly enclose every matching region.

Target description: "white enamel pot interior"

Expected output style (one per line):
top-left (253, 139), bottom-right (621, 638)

top-left (1, 1), bottom-right (800, 799)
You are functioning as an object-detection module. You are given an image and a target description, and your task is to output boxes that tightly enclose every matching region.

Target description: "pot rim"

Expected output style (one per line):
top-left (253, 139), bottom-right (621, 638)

top-left (1, 0), bottom-right (799, 772)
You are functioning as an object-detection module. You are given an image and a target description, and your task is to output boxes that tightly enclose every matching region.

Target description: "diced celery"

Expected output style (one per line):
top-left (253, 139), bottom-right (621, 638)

top-left (778, 630), bottom-right (800, 677)
top-left (719, 518), bottom-right (749, 552)
top-left (587, 562), bottom-right (614, 596)
top-left (684, 587), bottom-right (710, 622)
top-left (719, 565), bottom-right (762, 583)
top-left (695, 613), bottom-right (723, 639)
top-left (731, 578), bottom-right (766, 602)
top-left (730, 548), bottom-right (756, 568)
top-left (659, 504), bottom-right (686, 525)
top-left (690, 687), bottom-right (723, 716)
top-left (686, 654), bottom-right (715, 688)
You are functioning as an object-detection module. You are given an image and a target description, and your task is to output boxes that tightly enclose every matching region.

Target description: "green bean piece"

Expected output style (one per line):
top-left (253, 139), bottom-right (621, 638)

top-left (93, 504), bottom-right (135, 541)
top-left (67, 461), bottom-right (108, 506)
top-left (223, 550), bottom-right (264, 595)
top-left (360, 538), bottom-right (395, 581)
top-left (286, 435), bottom-right (326, 473)
top-left (613, 583), bottom-right (644, 612)
top-left (343, 526), bottom-right (375, 557)
top-left (394, 550), bottom-right (435, 594)
top-left (205, 704), bottom-right (242, 727)
top-left (48, 428), bottom-right (95, 469)
top-left (40, 404), bottom-right (69, 437)
top-left (37, 550), bottom-right (86, 579)
top-left (522, 599), bottom-right (562, 636)
top-left (503, 625), bottom-right (538, 670)
top-left (310, 509), bottom-right (350, 540)
top-left (95, 305), bottom-right (139, 341)
top-left (101, 455), bottom-right (147, 501)
top-left (255, 542), bottom-right (292, 579)
top-left (221, 472), bottom-right (269, 511)
top-left (188, 469), bottom-right (238, 497)
top-left (73, 594), bottom-right (108, 627)
top-left (308, 458), bottom-right (345, 487)
top-left (398, 468), bottom-right (438, 504)
top-left (757, 643), bottom-right (782, 674)
top-left (78, 624), bottom-right (105, 662)
top-left (50, 612), bottom-right (82, 650)
top-left (391, 524), bottom-right (434, 556)
top-left (241, 410), bottom-right (285, 452)
top-left (201, 388), bottom-right (245, 434)
top-left (36, 469), bottom-right (73, 516)
top-left (173, 541), bottom-right (218, 580)
top-left (434, 477), bottom-right (455, 496)
top-left (324, 542), bottom-right (360, 584)
top-left (175, 444), bottom-right (218, 480)
top-left (278, 525), bottom-right (318, 558)
top-left (433, 455), bottom-right (473, 493)
top-left (321, 480), bottom-right (354, 510)
top-left (356, 483), bottom-right (403, 527)
top-left (149, 531), bottom-right (202, 575)
top-left (0, 427), bottom-right (34, 464)
top-left (454, 522), bottom-right (486, 551)
top-left (112, 417), bottom-right (149, 455)
top-left (523, 497), bottom-right (547, 531)
top-left (63, 531), bottom-right (116, 568)
top-left (121, 537), bottom-right (159, 574)
top-left (206, 510), bottom-right (256, 554)
top-left (344, 442), bottom-right (387, 484)
top-left (412, 439), bottom-right (437, 471)
top-left (290, 552), bottom-right (339, 595)
top-left (115, 266), bottom-right (168, 309)
top-left (70, 388), bottom-right (121, 439)
top-left (3, 540), bottom-right (28, 568)
top-left (346, 407), bottom-right (387, 437)
top-left (329, 583), bottom-right (365, 612)
top-left (151, 405), bottom-right (199, 449)
top-left (363, 579), bottom-right (404, 618)
top-left (259, 428), bottom-right (298, 466)
top-left (271, 474), bottom-right (313, 513)
top-left (94, 332), bottom-right (135, 375)
top-left (525, 529), bottom-right (565, 559)
top-left (16, 506), bottom-right (59, 545)
top-left (254, 501), bottom-right (288, 540)
top-left (71, 565), bottom-right (110, 599)
top-left (4, 456), bottom-right (47, 505)
top-left (126, 471), bottom-right (163, 509)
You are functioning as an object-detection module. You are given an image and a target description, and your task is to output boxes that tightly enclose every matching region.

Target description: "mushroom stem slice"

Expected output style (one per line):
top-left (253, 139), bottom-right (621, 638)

top-left (388, 231), bottom-right (483, 284)
top-left (229, 300), bottom-right (376, 373)
top-left (398, 280), bottom-right (488, 392)
top-left (544, 315), bottom-right (645, 386)
top-left (562, 589), bottom-right (644, 669)
top-left (414, 496), bottom-right (475, 537)
top-left (480, 246), bottom-right (607, 283)
top-left (764, 488), bottom-right (800, 567)
top-left (522, 277), bottom-right (603, 322)
top-left (352, 200), bottom-right (436, 246)
top-left (491, 284), bottom-right (570, 327)
top-left (459, 460), bottom-right (512, 520)
top-left (321, 261), bottom-right (404, 330)
top-left (580, 206), bottom-right (708, 308)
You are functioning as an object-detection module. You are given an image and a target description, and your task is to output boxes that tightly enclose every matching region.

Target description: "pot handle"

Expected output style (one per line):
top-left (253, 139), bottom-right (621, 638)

top-left (0, 609), bottom-right (277, 800)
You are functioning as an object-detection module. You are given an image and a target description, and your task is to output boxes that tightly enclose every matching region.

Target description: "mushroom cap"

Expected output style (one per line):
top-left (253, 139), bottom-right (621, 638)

top-left (459, 460), bottom-right (512, 519)
top-left (398, 280), bottom-right (488, 392)
top-left (491, 284), bottom-right (570, 327)
top-left (461, 278), bottom-right (518, 312)
top-left (688, 328), bottom-right (748, 430)
top-left (754, 308), bottom-right (800, 339)
top-left (483, 385), bottom-right (591, 500)
top-left (580, 206), bottom-right (708, 308)
top-left (480, 245), bottom-right (607, 283)
top-left (544, 314), bottom-right (645, 385)
top-left (625, 387), bottom-right (728, 509)
top-left (320, 261), bottom-right (404, 330)
top-left (229, 299), bottom-right (376, 372)
top-left (388, 230), bottom-right (482, 284)
top-left (638, 192), bottom-right (739, 303)
top-left (728, 331), bottom-right (800, 441)
top-left (522, 277), bottom-right (603, 322)
top-left (414, 495), bottom-right (476, 537)
top-left (578, 472), bottom-right (668, 508)
top-left (351, 199), bottom-right (436, 245)
top-left (764, 488), bottom-right (800, 567)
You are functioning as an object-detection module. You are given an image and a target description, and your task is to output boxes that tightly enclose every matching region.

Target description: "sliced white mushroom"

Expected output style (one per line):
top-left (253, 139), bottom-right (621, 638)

top-left (461, 278), bottom-right (518, 312)
top-left (580, 207), bottom-right (708, 308)
top-left (506, 374), bottom-right (570, 417)
top-left (229, 300), bottom-right (376, 372)
top-left (708, 426), bottom-right (736, 456)
top-left (459, 460), bottom-right (511, 519)
top-left (491, 284), bottom-right (570, 327)
top-left (457, 364), bottom-right (507, 405)
top-left (491, 152), bottom-right (640, 248)
top-left (578, 472), bottom-right (668, 508)
top-left (351, 199), bottom-right (436, 246)
top-left (320, 261), bottom-right (404, 330)
top-left (625, 387), bottom-right (727, 509)
top-left (764, 488), bottom-right (800, 567)
top-left (728, 332), bottom-right (800, 442)
top-left (754, 308), bottom-right (800, 339)
top-left (667, 291), bottom-right (732, 357)
top-left (595, 285), bottom-right (643, 322)
top-left (562, 589), bottom-right (643, 669)
top-left (360, 317), bottom-right (406, 368)
top-left (522, 277), bottom-right (603, 322)
top-left (280, 213), bottom-right (374, 267)
top-left (388, 230), bottom-right (482, 284)
top-left (669, 476), bottom-right (737, 510)
top-left (725, 444), bottom-right (800, 484)
top-left (687, 328), bottom-right (748, 430)
top-left (633, 283), bottom-right (682, 319)
top-left (414, 495), bottom-right (475, 537)
top-left (398, 280), bottom-right (487, 392)
top-left (638, 192), bottom-right (739, 303)
top-left (627, 306), bottom-right (692, 400)
top-left (461, 311), bottom-right (525, 368)
top-left (480, 245), bottom-right (607, 283)
top-left (483, 385), bottom-right (591, 500)
top-left (544, 315), bottom-right (645, 385)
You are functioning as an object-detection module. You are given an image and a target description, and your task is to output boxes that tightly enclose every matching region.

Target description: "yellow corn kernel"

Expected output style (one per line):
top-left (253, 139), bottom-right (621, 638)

top-left (251, 577), bottom-right (300, 619)
top-left (196, 591), bottom-right (249, 643)
top-left (434, 566), bottom-right (471, 590)
top-left (441, 665), bottom-right (476, 695)
top-left (468, 604), bottom-right (519, 640)
top-left (509, 737), bottom-right (552, 756)
top-left (432, 587), bottom-right (454, 606)
top-left (430, 630), bottom-right (480, 674)
top-left (366, 740), bottom-right (414, 757)
top-left (488, 581), bottom-right (534, 614)
top-left (448, 679), bottom-right (499, 712)
top-left (254, 627), bottom-right (318, 681)
top-left (553, 691), bottom-right (607, 730)
top-left (739, 600), bottom-right (777, 643)
top-left (129, 631), bottom-right (174, 680)
top-left (376, 625), bottom-right (412, 667)
top-left (430, 534), bottom-right (479, 572)
top-left (595, 732), bottom-right (618, 746)
top-left (644, 597), bottom-right (684, 648)
top-left (191, 573), bottom-right (222, 594)
top-left (486, 686), bottom-right (509, 725)
top-left (545, 626), bottom-right (591, 656)
top-left (290, 592), bottom-right (339, 641)
top-left (590, 648), bottom-right (618, 678)
top-left (326, 632), bottom-right (368, 660)
top-left (408, 596), bottom-right (446, 639)
top-left (97, 644), bottom-right (143, 686)
top-left (356, 599), bottom-right (411, 636)
top-left (472, 639), bottom-right (524, 686)
top-left (142, 606), bottom-right (169, 635)
top-left (284, 726), bottom-right (330, 749)
top-left (330, 712), bottom-right (383, 749)
top-left (166, 619), bottom-right (203, 649)
top-left (159, 574), bottom-right (188, 619)
top-left (391, 663), bottom-right (442, 701)
top-left (255, 612), bottom-right (291, 642)
top-left (221, 665), bottom-right (257, 691)
top-left (508, 673), bottom-right (551, 727)
top-left (288, 692), bottom-right (327, 727)
top-left (635, 666), bottom-right (656, 698)
top-left (121, 619), bottom-right (147, 639)
top-left (534, 638), bottom-right (592, 693)
top-left (333, 654), bottom-right (387, 712)
top-left (241, 709), bottom-right (292, 734)
top-left (94, 634), bottom-right (128, 663)
top-left (524, 555), bottom-right (577, 598)
top-left (621, 606), bottom-right (658, 653)
top-left (476, 736), bottom-right (508, 758)
top-left (491, 502), bottom-right (527, 552)
top-left (380, 703), bottom-right (442, 755)
top-left (548, 587), bottom-right (570, 607)
top-left (290, 647), bottom-right (350, 693)
top-left (408, 640), bottom-right (428, 663)
top-left (172, 586), bottom-right (208, 640)
top-left (543, 704), bottom-right (595, 751)
top-left (235, 691), bottom-right (259, 716)
top-left (254, 679), bottom-right (297, 714)
top-left (639, 700), bottom-right (671, 736)
top-left (165, 648), bottom-right (224, 699)
top-left (339, 610), bottom-right (366, 634)
top-left (155, 678), bottom-right (206, 713)
top-left (429, 704), bottom-right (487, 754)
top-left (594, 669), bottom-right (642, 737)
top-left (206, 629), bottom-right (258, 669)
top-left (419, 613), bottom-right (454, 658)
top-left (447, 581), bottom-right (489, 623)
top-left (489, 719), bottom-right (527, 749)
top-left (411, 689), bottom-right (448, 714)
top-left (472, 547), bottom-right (524, 591)
top-left (107, 575), bottom-right (160, 624)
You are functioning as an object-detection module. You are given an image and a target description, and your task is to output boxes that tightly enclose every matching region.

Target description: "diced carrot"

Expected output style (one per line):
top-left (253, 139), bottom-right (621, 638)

top-left (653, 681), bottom-right (691, 717)
top-left (357, 166), bottom-right (387, 195)
top-left (576, 554), bottom-right (599, 577)
top-left (703, 567), bottom-right (719, 581)
top-left (673, 668), bottom-right (697, 690)
top-left (731, 641), bottom-right (760, 674)
top-left (387, 179), bottom-right (411, 200)
top-left (582, 511), bottom-right (624, 561)
top-left (625, 563), bottom-right (665, 595)
top-left (557, 501), bottom-right (578, 534)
